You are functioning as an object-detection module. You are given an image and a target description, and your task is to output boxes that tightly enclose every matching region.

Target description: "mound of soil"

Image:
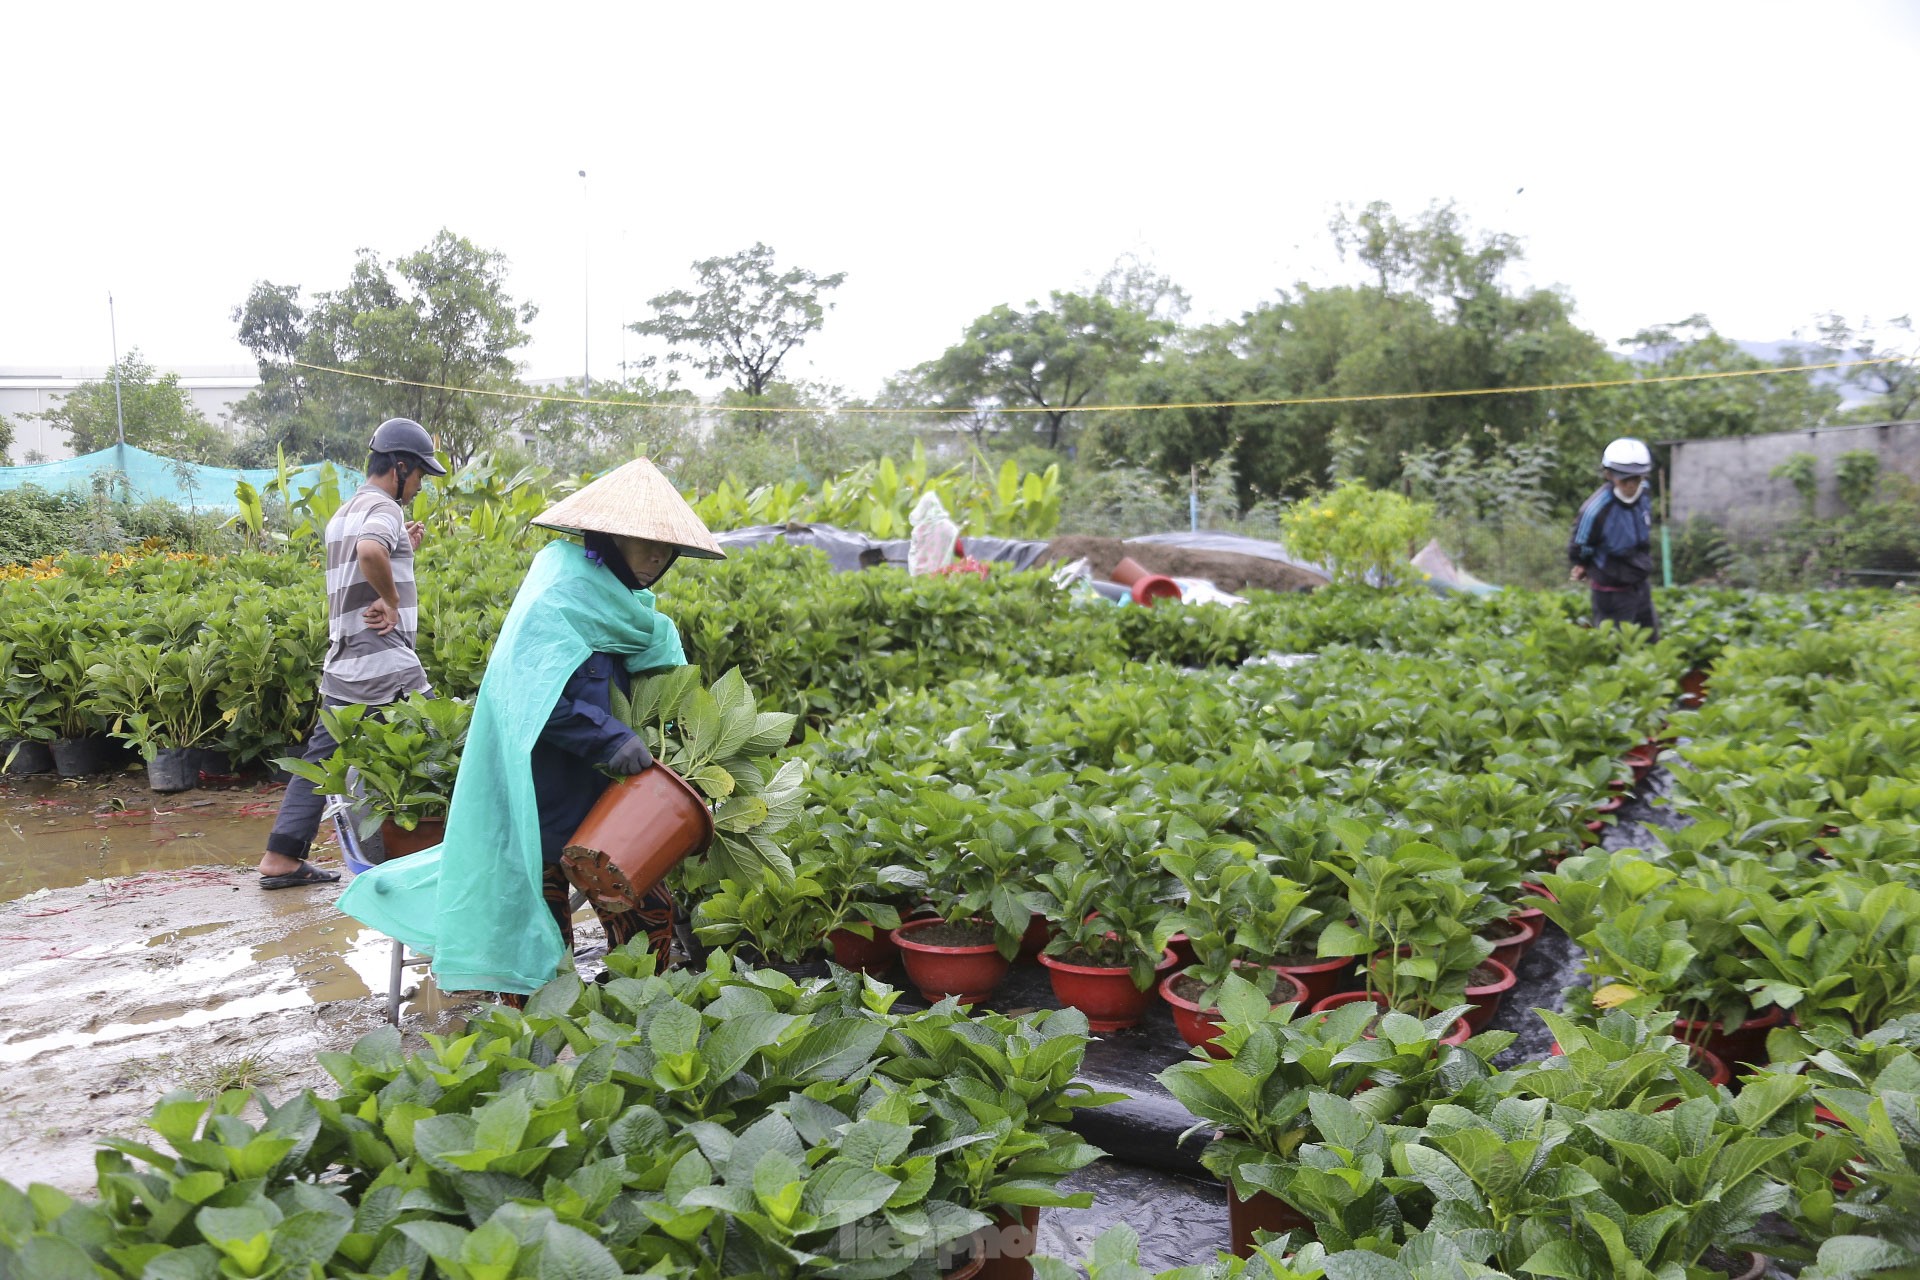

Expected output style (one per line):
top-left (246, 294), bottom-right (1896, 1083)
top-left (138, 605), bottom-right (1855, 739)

top-left (1040, 536), bottom-right (1328, 595)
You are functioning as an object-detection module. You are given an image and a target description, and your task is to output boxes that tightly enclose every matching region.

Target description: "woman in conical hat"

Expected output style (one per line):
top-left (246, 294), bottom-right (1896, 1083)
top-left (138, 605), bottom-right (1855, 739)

top-left (338, 459), bottom-right (724, 999)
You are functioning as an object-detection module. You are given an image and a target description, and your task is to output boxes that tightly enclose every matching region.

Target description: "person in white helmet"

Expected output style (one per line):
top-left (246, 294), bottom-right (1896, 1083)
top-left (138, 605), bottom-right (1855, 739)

top-left (1568, 437), bottom-right (1659, 638)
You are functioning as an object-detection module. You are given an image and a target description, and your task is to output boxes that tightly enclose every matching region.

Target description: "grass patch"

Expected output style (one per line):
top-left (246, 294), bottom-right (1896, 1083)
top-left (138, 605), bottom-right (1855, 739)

top-left (177, 1051), bottom-right (283, 1096)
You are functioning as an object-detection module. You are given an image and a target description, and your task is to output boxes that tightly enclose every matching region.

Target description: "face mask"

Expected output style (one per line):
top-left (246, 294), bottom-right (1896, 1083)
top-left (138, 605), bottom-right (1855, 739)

top-left (1612, 479), bottom-right (1644, 504)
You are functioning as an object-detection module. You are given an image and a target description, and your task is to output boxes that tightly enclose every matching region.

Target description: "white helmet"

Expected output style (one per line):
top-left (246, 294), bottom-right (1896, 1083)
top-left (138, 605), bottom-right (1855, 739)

top-left (1601, 437), bottom-right (1653, 476)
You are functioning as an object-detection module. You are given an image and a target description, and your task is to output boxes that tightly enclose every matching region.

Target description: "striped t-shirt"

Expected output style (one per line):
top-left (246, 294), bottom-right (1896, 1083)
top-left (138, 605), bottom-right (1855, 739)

top-left (319, 484), bottom-right (432, 705)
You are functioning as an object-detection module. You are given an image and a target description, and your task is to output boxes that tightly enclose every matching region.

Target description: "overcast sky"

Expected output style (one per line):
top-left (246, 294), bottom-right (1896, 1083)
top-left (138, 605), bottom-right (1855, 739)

top-left (6, 1), bottom-right (1917, 400)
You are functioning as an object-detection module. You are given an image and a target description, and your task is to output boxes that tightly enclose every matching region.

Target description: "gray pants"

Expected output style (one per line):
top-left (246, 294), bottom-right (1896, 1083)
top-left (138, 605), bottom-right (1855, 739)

top-left (1590, 580), bottom-right (1659, 641)
top-left (265, 702), bottom-right (358, 860)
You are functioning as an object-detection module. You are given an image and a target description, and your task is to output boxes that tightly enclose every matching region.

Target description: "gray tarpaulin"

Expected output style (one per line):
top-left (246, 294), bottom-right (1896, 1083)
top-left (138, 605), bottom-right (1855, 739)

top-left (1126, 530), bottom-right (1331, 579)
top-left (713, 523), bottom-right (1052, 573)
top-left (1130, 530), bottom-right (1498, 594)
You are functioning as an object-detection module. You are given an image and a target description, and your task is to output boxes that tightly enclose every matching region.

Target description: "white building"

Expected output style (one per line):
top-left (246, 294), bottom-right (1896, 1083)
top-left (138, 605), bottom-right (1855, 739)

top-left (0, 365), bottom-right (260, 463)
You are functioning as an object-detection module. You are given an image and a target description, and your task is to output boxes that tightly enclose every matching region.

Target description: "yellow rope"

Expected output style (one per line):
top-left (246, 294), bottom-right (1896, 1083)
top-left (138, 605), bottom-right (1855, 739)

top-left (290, 353), bottom-right (1911, 416)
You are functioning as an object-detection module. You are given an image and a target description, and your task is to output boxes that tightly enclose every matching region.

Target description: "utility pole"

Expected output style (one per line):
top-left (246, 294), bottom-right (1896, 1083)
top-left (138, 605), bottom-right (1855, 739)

top-left (108, 292), bottom-right (126, 446)
top-left (579, 169), bottom-right (590, 391)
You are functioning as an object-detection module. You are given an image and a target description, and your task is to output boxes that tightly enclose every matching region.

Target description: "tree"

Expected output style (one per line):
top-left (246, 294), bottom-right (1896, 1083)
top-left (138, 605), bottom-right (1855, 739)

top-left (1809, 313), bottom-right (1920, 423)
top-left (921, 289), bottom-right (1172, 450)
top-left (1609, 315), bottom-right (1840, 447)
top-left (229, 230), bottom-right (538, 466)
top-left (630, 243), bottom-right (846, 403)
top-left (1093, 203), bottom-right (1622, 506)
top-left (29, 350), bottom-right (229, 463)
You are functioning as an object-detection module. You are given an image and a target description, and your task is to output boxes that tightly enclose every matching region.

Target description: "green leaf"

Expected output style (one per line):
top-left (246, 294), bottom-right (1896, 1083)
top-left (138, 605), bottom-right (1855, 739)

top-left (535, 1221), bottom-right (624, 1280)
top-left (648, 999), bottom-right (703, 1058)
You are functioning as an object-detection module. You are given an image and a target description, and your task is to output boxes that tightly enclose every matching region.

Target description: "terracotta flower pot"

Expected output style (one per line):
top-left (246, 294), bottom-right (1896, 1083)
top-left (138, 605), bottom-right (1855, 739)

top-left (1228, 1188), bottom-right (1312, 1258)
top-left (893, 917), bottom-right (1009, 1005)
top-left (827, 923), bottom-right (899, 975)
top-left (560, 764), bottom-right (715, 910)
top-left (1674, 1007), bottom-right (1784, 1072)
top-left (1111, 555), bottom-right (1182, 606)
top-left (1040, 948), bottom-right (1177, 1031)
top-left (1461, 958), bottom-right (1516, 1032)
top-left (380, 816), bottom-right (446, 859)
top-left (1308, 990), bottom-right (1471, 1046)
top-left (943, 1257), bottom-right (985, 1280)
top-left (1160, 966), bottom-right (1310, 1058)
top-left (1273, 951), bottom-right (1357, 1007)
top-left (1481, 916), bottom-right (1537, 971)
top-left (972, 1205), bottom-right (1041, 1280)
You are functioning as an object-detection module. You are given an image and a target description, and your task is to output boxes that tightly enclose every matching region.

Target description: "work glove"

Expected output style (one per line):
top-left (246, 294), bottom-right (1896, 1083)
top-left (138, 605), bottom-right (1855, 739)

top-left (608, 736), bottom-right (654, 776)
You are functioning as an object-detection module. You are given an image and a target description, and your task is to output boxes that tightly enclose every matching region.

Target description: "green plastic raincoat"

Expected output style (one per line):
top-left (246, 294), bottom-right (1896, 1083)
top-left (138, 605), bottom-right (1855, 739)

top-left (338, 540), bottom-right (686, 994)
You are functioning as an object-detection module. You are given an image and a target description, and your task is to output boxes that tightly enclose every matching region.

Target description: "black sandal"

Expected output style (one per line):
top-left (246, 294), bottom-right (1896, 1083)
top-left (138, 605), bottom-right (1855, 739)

top-left (259, 861), bottom-right (342, 890)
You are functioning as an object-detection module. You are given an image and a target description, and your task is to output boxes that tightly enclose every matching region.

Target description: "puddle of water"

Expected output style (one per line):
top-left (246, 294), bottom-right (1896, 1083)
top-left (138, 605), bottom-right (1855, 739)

top-left (0, 989), bottom-right (309, 1066)
top-left (0, 776), bottom-right (295, 900)
top-left (0, 814), bottom-right (281, 900)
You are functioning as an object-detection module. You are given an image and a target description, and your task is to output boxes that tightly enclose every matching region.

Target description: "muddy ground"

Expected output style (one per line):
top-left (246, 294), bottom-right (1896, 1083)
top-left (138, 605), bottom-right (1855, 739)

top-left (1041, 536), bottom-right (1329, 595)
top-left (0, 772), bottom-right (483, 1193)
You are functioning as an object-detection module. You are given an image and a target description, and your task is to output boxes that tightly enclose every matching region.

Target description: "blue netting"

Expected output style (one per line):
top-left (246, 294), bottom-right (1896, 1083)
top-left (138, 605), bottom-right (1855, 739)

top-left (0, 445), bottom-right (359, 512)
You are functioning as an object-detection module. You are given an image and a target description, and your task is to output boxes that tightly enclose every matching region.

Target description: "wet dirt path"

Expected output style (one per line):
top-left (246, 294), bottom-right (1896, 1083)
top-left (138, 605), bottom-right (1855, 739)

top-left (0, 773), bottom-right (481, 1193)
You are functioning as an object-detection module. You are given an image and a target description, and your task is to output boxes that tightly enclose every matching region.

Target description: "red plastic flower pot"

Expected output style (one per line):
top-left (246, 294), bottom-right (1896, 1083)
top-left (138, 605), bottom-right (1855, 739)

top-left (1227, 1188), bottom-right (1312, 1258)
top-left (1039, 948), bottom-right (1177, 1032)
top-left (1167, 932), bottom-right (1197, 970)
top-left (1272, 951), bottom-right (1358, 1007)
top-left (1160, 966), bottom-right (1310, 1058)
top-left (1461, 958), bottom-right (1516, 1032)
top-left (1509, 882), bottom-right (1554, 938)
top-left (1308, 990), bottom-right (1470, 1046)
top-left (892, 918), bottom-right (1010, 1006)
top-left (1111, 555), bottom-right (1183, 607)
top-left (1692, 1046), bottom-right (1731, 1088)
top-left (972, 1205), bottom-right (1041, 1280)
top-left (380, 817), bottom-right (446, 860)
top-left (1481, 917), bottom-right (1537, 971)
top-left (1016, 913), bottom-right (1052, 962)
top-left (827, 923), bottom-right (900, 975)
top-left (1673, 1007), bottom-right (1785, 1073)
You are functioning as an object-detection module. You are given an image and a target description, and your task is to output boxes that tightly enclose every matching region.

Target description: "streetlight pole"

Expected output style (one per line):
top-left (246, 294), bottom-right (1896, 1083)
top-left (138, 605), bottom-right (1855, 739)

top-left (579, 169), bottom-right (590, 392)
top-left (108, 292), bottom-right (126, 447)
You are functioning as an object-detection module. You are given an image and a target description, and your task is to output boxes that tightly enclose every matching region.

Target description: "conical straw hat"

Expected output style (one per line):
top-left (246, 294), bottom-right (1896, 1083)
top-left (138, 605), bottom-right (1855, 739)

top-left (531, 457), bottom-right (726, 559)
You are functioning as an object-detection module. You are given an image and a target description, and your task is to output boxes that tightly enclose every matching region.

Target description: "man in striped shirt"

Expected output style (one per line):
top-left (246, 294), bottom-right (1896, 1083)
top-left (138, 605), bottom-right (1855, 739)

top-left (259, 418), bottom-right (448, 889)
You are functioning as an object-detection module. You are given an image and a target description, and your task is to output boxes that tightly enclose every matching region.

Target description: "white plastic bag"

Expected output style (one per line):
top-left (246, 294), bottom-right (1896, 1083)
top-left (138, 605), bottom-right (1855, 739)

top-left (908, 492), bottom-right (960, 576)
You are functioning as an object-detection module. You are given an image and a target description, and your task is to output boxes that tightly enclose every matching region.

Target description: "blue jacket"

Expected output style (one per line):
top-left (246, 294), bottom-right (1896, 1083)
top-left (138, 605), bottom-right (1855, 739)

top-left (531, 651), bottom-right (639, 862)
top-left (1569, 485), bottom-right (1653, 586)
